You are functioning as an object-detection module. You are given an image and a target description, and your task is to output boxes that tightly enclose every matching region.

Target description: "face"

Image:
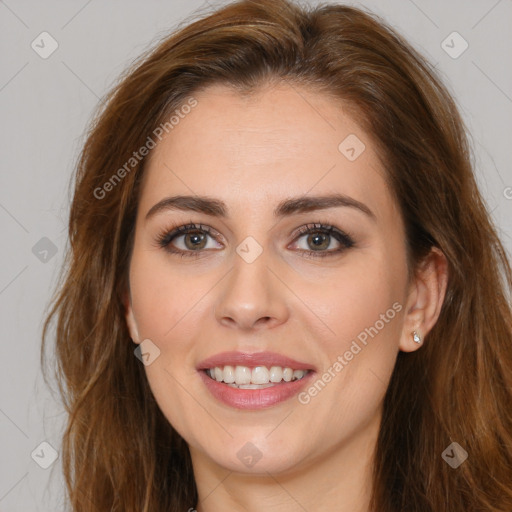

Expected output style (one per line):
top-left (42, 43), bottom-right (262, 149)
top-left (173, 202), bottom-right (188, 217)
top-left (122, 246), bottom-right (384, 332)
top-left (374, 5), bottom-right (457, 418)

top-left (125, 82), bottom-right (419, 476)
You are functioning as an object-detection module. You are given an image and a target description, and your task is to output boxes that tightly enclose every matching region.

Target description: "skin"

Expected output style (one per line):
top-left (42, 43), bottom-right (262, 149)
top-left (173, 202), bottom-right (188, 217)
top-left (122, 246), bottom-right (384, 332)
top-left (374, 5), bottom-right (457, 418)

top-left (124, 81), bottom-right (448, 512)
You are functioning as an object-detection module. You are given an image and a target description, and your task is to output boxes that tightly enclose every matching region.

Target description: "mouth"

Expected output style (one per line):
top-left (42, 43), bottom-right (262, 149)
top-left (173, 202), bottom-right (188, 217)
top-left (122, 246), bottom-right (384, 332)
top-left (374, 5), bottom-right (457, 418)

top-left (203, 365), bottom-right (311, 389)
top-left (197, 351), bottom-right (316, 409)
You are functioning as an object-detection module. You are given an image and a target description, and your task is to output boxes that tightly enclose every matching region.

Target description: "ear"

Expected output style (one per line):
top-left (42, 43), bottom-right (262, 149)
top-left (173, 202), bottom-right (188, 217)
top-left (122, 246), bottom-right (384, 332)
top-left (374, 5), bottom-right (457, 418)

top-left (123, 290), bottom-right (141, 344)
top-left (399, 247), bottom-right (449, 352)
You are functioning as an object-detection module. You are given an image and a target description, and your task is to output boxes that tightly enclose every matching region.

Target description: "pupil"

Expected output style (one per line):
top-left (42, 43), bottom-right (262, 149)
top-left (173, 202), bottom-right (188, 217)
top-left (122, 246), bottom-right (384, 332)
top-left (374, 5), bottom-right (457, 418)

top-left (309, 233), bottom-right (328, 250)
top-left (186, 232), bottom-right (205, 249)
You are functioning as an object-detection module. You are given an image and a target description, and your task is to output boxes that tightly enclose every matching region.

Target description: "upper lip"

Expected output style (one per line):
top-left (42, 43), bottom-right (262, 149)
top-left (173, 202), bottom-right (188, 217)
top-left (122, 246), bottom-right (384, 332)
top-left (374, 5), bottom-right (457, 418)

top-left (197, 351), bottom-right (316, 372)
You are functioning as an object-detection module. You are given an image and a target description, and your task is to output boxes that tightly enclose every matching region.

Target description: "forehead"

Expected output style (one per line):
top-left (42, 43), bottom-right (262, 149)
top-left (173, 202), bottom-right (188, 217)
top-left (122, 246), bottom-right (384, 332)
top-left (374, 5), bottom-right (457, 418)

top-left (139, 82), bottom-right (393, 220)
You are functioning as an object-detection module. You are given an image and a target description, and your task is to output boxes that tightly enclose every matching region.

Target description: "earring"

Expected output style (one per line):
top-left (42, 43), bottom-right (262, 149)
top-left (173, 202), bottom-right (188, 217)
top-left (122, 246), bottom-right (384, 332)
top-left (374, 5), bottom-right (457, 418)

top-left (412, 331), bottom-right (422, 344)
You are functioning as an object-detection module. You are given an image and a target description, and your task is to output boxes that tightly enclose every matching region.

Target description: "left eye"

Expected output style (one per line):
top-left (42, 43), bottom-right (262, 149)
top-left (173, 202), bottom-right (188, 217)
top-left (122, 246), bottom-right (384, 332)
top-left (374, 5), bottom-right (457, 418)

top-left (293, 231), bottom-right (340, 252)
top-left (290, 223), bottom-right (355, 257)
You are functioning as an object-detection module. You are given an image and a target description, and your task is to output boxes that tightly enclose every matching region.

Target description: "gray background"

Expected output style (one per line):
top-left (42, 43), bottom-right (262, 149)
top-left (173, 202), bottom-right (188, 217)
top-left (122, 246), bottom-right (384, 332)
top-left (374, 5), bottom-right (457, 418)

top-left (0, 0), bottom-right (511, 510)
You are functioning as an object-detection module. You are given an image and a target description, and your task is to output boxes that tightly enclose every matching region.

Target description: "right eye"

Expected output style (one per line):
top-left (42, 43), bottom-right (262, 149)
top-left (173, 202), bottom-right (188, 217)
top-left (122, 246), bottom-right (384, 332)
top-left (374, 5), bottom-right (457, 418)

top-left (155, 223), bottom-right (223, 257)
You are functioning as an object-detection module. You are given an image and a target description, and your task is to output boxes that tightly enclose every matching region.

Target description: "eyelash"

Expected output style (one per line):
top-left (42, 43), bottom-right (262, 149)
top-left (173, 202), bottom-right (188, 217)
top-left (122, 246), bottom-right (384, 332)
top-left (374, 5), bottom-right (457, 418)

top-left (154, 221), bottom-right (355, 259)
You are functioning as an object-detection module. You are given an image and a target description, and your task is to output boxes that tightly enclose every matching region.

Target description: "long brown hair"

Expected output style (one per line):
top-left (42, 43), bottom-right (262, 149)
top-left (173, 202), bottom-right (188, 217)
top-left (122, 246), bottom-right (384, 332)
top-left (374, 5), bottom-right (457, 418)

top-left (41, 0), bottom-right (512, 510)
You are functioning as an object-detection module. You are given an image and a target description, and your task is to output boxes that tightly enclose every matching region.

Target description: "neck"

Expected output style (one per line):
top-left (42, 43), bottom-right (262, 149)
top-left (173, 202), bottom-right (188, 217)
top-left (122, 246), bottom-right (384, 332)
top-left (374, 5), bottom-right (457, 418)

top-left (191, 410), bottom-right (380, 512)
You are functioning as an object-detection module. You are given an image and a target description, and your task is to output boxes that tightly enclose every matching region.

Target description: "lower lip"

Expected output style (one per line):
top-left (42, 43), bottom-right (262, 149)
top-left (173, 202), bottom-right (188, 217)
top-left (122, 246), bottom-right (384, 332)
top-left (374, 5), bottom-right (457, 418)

top-left (198, 370), bottom-right (315, 410)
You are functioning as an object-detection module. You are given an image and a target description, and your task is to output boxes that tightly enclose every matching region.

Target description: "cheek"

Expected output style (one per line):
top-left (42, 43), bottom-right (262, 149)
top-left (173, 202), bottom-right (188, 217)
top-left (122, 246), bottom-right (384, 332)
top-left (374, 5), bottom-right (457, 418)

top-left (293, 248), bottom-right (405, 410)
top-left (297, 247), bottom-right (405, 349)
top-left (128, 252), bottom-right (210, 440)
top-left (128, 249), bottom-right (209, 342)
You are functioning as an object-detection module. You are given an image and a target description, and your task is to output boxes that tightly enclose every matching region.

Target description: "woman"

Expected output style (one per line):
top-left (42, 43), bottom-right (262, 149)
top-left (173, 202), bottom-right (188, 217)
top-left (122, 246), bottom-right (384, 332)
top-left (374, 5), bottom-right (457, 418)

top-left (41, 0), bottom-right (512, 510)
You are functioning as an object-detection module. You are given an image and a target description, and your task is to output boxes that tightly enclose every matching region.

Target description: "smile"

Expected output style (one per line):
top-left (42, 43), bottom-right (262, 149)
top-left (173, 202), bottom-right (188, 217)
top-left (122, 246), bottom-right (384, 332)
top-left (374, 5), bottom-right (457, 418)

top-left (197, 351), bottom-right (316, 409)
top-left (205, 365), bottom-right (310, 388)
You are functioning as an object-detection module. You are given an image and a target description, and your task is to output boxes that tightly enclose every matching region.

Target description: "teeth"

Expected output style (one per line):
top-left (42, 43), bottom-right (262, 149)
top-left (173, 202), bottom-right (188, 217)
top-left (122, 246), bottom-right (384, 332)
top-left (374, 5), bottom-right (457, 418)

top-left (223, 365), bottom-right (235, 383)
top-left (238, 383), bottom-right (275, 389)
top-left (292, 369), bottom-right (304, 381)
top-left (252, 366), bottom-right (270, 384)
top-left (205, 365), bottom-right (308, 386)
top-left (234, 366), bottom-right (252, 385)
top-left (269, 366), bottom-right (283, 382)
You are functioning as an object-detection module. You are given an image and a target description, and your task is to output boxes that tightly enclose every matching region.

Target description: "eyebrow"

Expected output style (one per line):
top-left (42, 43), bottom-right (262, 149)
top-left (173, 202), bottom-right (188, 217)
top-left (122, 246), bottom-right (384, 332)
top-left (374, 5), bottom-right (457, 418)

top-left (145, 193), bottom-right (376, 222)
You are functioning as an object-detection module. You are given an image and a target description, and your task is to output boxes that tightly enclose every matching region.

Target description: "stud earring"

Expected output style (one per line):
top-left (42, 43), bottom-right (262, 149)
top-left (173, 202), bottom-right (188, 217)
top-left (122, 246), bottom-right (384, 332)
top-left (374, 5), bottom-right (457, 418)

top-left (412, 331), bottom-right (422, 344)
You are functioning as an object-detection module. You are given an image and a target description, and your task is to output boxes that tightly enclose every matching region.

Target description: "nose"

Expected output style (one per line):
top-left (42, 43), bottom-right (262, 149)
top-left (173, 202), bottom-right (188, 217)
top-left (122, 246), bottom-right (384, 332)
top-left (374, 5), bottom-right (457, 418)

top-left (214, 250), bottom-right (289, 331)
